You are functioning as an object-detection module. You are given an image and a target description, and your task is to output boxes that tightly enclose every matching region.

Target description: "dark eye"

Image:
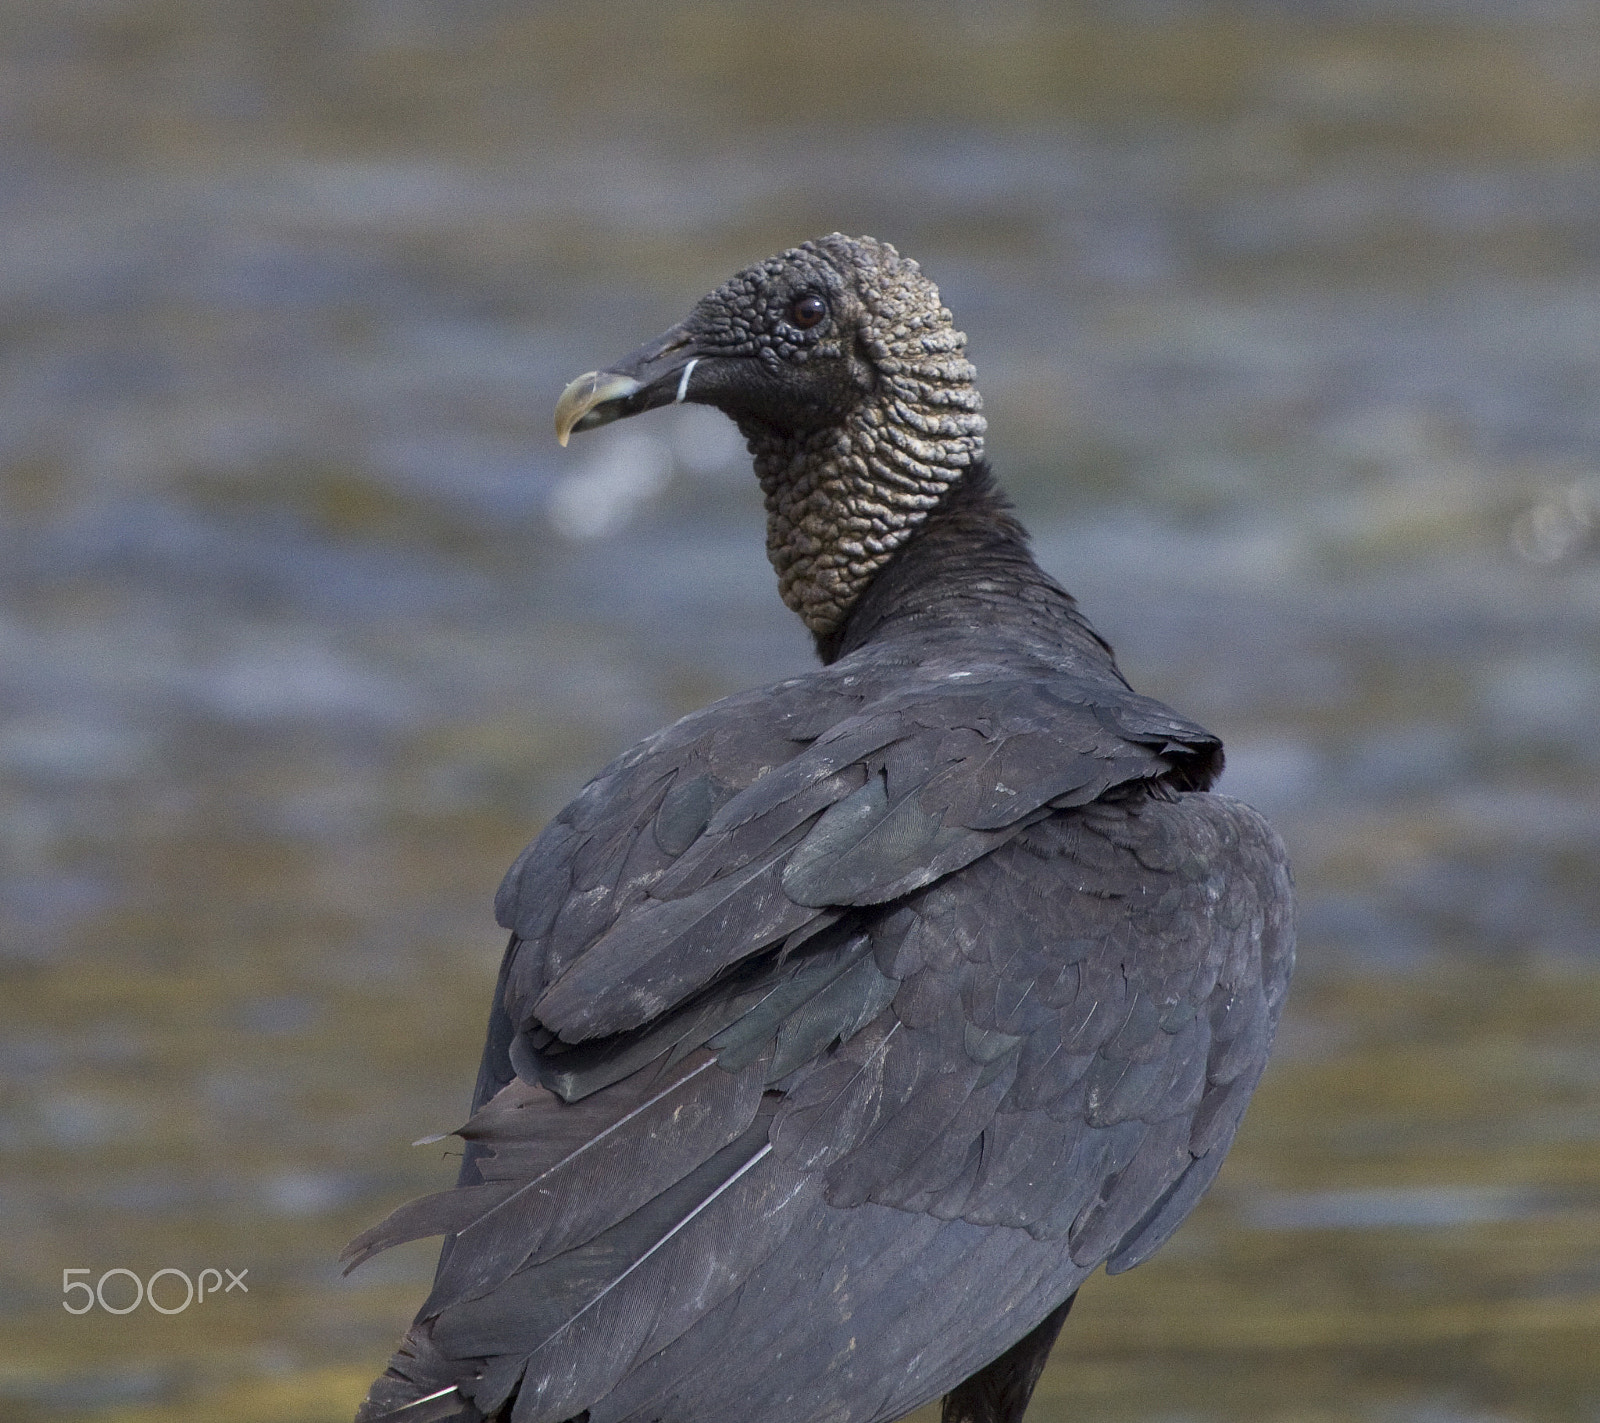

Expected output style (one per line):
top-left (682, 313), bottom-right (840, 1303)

top-left (790, 294), bottom-right (827, 330)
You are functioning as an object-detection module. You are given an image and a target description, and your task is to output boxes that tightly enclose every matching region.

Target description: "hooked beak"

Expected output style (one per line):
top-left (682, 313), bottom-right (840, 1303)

top-left (554, 323), bottom-right (703, 446)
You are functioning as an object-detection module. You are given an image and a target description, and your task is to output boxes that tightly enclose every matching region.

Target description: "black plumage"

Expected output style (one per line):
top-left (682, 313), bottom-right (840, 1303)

top-left (349, 235), bottom-right (1293, 1423)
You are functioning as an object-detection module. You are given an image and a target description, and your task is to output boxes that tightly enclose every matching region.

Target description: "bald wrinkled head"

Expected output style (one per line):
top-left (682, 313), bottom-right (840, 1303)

top-left (680, 236), bottom-right (978, 423)
top-left (557, 235), bottom-right (987, 638)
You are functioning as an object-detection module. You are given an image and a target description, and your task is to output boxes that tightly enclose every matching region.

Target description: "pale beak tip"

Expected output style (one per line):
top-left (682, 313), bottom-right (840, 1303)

top-left (554, 369), bottom-right (644, 448)
top-left (554, 370), bottom-right (602, 448)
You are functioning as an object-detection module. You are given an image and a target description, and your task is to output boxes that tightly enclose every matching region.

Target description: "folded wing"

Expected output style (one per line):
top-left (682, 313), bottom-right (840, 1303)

top-left (351, 683), bottom-right (1288, 1423)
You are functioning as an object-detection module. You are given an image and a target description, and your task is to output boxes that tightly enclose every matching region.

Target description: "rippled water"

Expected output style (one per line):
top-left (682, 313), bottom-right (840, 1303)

top-left (3, 2), bottom-right (1599, 1419)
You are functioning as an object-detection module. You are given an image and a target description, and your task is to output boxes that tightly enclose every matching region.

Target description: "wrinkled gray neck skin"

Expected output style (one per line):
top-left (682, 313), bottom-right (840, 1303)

top-left (735, 260), bottom-right (988, 639)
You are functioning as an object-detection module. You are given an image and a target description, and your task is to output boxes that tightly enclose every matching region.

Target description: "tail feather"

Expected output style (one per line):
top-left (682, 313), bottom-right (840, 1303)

top-left (354, 1327), bottom-right (491, 1423)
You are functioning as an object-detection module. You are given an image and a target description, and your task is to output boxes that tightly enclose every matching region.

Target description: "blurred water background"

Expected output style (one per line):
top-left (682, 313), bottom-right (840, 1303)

top-left (3, 1), bottom-right (1599, 1419)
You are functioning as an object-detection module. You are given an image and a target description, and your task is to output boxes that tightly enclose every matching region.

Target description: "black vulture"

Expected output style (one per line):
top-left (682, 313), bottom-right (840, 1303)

top-left (348, 235), bottom-right (1294, 1423)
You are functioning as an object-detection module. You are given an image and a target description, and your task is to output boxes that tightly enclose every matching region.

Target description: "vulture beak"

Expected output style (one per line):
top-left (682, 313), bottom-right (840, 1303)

top-left (554, 323), bottom-right (702, 446)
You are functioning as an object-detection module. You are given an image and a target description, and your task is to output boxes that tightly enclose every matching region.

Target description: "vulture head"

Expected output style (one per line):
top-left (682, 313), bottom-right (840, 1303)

top-left (554, 235), bottom-right (988, 637)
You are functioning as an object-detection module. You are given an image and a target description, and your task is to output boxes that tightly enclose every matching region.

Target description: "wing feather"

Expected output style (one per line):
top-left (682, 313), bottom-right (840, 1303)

top-left (355, 641), bottom-right (1288, 1423)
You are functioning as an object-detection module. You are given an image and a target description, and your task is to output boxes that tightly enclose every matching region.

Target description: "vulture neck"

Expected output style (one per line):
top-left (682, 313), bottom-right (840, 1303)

top-left (739, 340), bottom-right (987, 640)
top-left (815, 463), bottom-right (1122, 674)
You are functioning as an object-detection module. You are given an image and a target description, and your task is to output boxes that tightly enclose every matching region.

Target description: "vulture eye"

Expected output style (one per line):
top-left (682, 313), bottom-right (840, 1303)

top-left (790, 294), bottom-right (827, 330)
